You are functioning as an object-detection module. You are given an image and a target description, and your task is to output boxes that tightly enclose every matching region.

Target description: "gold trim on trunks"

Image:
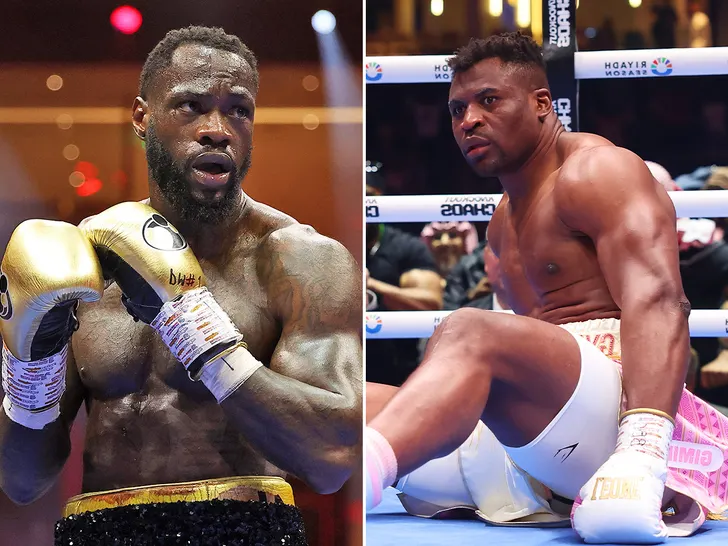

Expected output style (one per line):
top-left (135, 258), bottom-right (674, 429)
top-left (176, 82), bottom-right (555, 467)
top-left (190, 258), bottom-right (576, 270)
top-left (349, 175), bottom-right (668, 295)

top-left (62, 476), bottom-right (295, 517)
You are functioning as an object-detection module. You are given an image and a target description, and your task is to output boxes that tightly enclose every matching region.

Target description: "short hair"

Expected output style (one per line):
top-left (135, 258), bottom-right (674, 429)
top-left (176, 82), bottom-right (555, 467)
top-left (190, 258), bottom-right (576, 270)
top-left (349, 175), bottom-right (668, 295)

top-left (447, 32), bottom-right (547, 81)
top-left (139, 26), bottom-right (259, 99)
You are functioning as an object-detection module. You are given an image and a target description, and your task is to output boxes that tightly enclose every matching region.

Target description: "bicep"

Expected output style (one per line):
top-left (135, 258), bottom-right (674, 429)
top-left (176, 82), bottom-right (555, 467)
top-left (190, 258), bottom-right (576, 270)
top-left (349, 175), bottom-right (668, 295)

top-left (270, 330), bottom-right (362, 396)
top-left (592, 201), bottom-right (681, 307)
top-left (558, 148), bottom-right (683, 307)
top-left (266, 229), bottom-right (362, 395)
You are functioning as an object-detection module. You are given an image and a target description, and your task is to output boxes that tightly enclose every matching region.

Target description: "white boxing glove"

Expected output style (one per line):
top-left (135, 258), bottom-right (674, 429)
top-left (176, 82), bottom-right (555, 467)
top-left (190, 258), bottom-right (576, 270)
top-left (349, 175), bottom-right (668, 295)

top-left (571, 409), bottom-right (674, 544)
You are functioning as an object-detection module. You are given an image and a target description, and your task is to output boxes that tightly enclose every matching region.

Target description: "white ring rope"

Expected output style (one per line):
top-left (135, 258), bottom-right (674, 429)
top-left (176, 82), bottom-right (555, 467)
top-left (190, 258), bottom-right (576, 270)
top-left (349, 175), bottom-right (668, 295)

top-left (365, 47), bottom-right (728, 84)
top-left (365, 310), bottom-right (728, 339)
top-left (365, 191), bottom-right (728, 223)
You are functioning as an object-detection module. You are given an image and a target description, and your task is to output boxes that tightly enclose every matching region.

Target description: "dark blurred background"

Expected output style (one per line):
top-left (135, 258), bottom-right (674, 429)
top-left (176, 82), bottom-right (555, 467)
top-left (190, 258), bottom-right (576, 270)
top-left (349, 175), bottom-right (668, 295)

top-left (365, 0), bottom-right (728, 414)
top-left (367, 0), bottom-right (728, 203)
top-left (0, 2), bottom-right (362, 545)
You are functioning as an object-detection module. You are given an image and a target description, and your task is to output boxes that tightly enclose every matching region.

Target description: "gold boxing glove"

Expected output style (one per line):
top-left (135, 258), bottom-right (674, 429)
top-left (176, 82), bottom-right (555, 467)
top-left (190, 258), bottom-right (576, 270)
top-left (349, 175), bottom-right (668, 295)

top-left (1, 220), bottom-right (104, 429)
top-left (81, 202), bottom-right (244, 379)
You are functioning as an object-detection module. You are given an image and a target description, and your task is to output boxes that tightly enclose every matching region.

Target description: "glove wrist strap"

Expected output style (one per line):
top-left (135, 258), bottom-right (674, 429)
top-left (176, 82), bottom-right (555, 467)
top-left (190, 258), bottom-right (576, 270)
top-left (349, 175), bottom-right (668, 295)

top-left (150, 287), bottom-right (244, 377)
top-left (616, 410), bottom-right (674, 462)
top-left (199, 343), bottom-right (263, 403)
top-left (1, 344), bottom-right (67, 430)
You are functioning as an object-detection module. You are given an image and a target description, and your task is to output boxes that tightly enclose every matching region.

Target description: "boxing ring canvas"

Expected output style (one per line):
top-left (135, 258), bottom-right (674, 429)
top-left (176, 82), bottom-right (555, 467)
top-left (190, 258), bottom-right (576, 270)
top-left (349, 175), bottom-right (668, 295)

top-left (367, 488), bottom-right (728, 545)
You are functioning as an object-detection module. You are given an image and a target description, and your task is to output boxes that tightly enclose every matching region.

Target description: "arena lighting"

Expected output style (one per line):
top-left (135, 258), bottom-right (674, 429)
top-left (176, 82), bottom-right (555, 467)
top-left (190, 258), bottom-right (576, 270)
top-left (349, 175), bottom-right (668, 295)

top-left (110, 6), bottom-right (142, 35)
top-left (516, 0), bottom-right (530, 27)
top-left (431, 0), bottom-right (444, 17)
top-left (311, 10), bottom-right (336, 35)
top-left (488, 0), bottom-right (503, 17)
top-left (73, 161), bottom-right (103, 197)
top-left (629, 0), bottom-right (642, 7)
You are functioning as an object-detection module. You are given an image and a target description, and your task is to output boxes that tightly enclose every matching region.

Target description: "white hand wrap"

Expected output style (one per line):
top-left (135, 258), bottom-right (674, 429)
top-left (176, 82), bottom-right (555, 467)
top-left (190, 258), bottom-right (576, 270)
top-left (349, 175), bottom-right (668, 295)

top-left (150, 287), bottom-right (261, 402)
top-left (572, 411), bottom-right (674, 544)
top-left (199, 346), bottom-right (263, 403)
top-left (151, 287), bottom-right (243, 370)
top-left (1, 344), bottom-right (67, 430)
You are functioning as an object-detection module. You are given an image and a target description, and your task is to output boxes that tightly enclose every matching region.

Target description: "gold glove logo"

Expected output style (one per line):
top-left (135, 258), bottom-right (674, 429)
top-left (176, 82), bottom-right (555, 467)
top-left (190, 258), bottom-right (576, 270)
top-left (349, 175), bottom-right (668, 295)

top-left (0, 269), bottom-right (12, 320)
top-left (590, 477), bottom-right (643, 501)
top-left (142, 214), bottom-right (188, 252)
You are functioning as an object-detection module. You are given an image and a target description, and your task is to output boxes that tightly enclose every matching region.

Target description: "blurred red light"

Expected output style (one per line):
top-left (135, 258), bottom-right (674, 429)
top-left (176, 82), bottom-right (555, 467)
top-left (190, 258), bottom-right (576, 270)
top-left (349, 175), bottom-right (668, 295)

top-left (74, 161), bottom-right (98, 179)
top-left (76, 178), bottom-right (103, 197)
top-left (110, 6), bottom-right (142, 35)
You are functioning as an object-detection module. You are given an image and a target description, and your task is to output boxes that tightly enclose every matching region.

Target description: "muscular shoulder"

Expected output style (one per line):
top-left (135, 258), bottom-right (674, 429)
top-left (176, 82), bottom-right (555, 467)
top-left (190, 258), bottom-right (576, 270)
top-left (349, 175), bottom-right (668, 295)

top-left (258, 223), bottom-right (360, 327)
top-left (554, 143), bottom-right (666, 233)
top-left (263, 223), bottom-right (345, 264)
top-left (555, 144), bottom-right (652, 207)
top-left (258, 223), bottom-right (361, 283)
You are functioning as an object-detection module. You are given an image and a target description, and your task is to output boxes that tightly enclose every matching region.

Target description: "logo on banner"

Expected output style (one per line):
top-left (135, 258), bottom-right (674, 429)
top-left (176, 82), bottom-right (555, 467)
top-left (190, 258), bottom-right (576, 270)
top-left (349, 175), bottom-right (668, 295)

top-left (365, 62), bottom-right (383, 82)
top-left (547, 0), bottom-right (571, 48)
top-left (434, 64), bottom-right (451, 81)
top-left (440, 195), bottom-right (496, 217)
top-left (651, 57), bottom-right (673, 76)
top-left (365, 197), bottom-right (380, 218)
top-left (366, 314), bottom-right (383, 334)
top-left (604, 60), bottom-right (648, 77)
top-left (433, 315), bottom-right (443, 331)
top-left (553, 98), bottom-right (572, 132)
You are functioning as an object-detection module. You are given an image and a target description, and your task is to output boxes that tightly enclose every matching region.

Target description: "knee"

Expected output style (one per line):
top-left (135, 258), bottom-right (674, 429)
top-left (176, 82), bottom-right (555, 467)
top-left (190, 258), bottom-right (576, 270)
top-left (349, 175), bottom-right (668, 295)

top-left (436, 308), bottom-right (503, 356)
top-left (441, 307), bottom-right (500, 337)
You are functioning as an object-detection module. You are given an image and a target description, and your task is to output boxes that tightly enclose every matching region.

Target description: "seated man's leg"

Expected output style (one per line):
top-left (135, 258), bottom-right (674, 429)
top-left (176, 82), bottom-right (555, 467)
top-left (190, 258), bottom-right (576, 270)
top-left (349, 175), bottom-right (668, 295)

top-left (365, 309), bottom-right (621, 509)
top-left (368, 308), bottom-right (583, 478)
top-left (366, 382), bottom-right (398, 423)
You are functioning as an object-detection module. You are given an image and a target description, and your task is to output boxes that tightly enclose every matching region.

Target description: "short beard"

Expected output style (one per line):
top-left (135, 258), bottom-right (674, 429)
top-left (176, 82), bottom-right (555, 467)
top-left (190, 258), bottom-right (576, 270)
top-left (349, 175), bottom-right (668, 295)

top-left (145, 124), bottom-right (251, 225)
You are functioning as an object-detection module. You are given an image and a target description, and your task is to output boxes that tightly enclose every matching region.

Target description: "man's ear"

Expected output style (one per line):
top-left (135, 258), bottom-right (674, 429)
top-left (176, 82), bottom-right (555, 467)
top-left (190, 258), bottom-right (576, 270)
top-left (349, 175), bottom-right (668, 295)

top-left (132, 97), bottom-right (148, 140)
top-left (534, 88), bottom-right (552, 122)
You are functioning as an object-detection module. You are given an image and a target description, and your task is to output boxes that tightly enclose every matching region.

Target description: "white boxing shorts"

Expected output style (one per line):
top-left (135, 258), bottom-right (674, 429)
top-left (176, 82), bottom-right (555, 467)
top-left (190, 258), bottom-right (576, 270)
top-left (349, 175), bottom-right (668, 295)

top-left (395, 318), bottom-right (624, 525)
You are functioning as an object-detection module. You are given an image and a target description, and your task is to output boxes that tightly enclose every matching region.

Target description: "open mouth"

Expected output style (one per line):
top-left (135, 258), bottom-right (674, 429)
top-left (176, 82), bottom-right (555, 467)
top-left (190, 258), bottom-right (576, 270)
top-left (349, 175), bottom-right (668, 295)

top-left (195, 162), bottom-right (228, 175)
top-left (190, 152), bottom-right (233, 187)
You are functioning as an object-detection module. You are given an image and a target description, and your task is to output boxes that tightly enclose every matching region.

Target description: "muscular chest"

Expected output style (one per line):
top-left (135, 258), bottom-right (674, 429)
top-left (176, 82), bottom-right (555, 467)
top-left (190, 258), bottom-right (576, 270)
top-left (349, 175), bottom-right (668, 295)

top-left (73, 257), bottom-right (280, 399)
top-left (494, 196), bottom-right (597, 309)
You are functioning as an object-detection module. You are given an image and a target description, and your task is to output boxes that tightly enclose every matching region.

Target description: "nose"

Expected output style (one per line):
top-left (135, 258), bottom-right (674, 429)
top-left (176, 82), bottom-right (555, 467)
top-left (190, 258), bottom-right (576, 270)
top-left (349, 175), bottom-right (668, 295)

top-left (460, 105), bottom-right (483, 134)
top-left (196, 109), bottom-right (232, 148)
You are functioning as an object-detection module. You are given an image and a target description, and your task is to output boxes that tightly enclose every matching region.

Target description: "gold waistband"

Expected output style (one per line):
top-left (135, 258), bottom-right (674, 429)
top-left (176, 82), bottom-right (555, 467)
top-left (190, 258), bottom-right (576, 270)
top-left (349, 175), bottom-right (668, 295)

top-left (62, 476), bottom-right (295, 518)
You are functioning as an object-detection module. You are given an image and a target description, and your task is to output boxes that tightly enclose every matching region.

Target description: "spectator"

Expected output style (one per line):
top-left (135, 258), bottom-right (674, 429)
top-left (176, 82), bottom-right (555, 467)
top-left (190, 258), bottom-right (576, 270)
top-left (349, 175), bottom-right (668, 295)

top-left (366, 167), bottom-right (444, 386)
top-left (421, 221), bottom-right (479, 278)
top-left (443, 239), bottom-right (487, 310)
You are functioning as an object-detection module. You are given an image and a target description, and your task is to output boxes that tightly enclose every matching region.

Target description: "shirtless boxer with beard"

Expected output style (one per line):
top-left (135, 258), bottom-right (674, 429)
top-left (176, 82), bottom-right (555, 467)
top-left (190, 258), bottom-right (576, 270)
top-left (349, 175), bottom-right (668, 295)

top-left (366, 32), bottom-right (728, 544)
top-left (0, 26), bottom-right (361, 545)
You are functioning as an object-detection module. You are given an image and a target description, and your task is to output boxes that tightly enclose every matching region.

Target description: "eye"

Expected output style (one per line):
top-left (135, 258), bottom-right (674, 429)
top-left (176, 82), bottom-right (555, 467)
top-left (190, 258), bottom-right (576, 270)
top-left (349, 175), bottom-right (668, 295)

top-left (483, 96), bottom-right (497, 106)
top-left (178, 101), bottom-right (201, 114)
top-left (450, 105), bottom-right (464, 117)
top-left (231, 106), bottom-right (251, 119)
